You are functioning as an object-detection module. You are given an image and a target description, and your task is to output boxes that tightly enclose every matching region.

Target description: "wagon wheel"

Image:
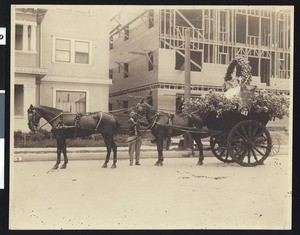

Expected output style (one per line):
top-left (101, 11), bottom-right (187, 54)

top-left (227, 120), bottom-right (272, 167)
top-left (270, 134), bottom-right (281, 156)
top-left (210, 135), bottom-right (235, 163)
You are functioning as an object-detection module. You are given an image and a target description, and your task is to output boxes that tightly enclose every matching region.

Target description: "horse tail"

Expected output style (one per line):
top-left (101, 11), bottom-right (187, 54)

top-left (113, 115), bottom-right (121, 134)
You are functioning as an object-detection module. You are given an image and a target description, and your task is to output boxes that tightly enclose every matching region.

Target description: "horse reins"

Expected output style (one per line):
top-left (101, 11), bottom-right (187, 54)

top-left (38, 112), bottom-right (63, 130)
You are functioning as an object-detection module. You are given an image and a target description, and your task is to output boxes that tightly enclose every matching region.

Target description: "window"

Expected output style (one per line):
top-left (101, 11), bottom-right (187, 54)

top-left (219, 53), bottom-right (227, 64)
top-left (261, 18), bottom-right (270, 46)
top-left (148, 52), bottom-right (154, 71)
top-left (124, 26), bottom-right (129, 41)
top-left (54, 37), bottom-right (91, 64)
top-left (15, 25), bottom-right (23, 50)
top-left (55, 39), bottom-right (71, 62)
top-left (15, 23), bottom-right (36, 52)
top-left (175, 50), bottom-right (202, 72)
top-left (248, 57), bottom-right (259, 76)
top-left (236, 14), bottom-right (246, 43)
top-left (219, 11), bottom-right (228, 42)
top-left (248, 16), bottom-right (259, 36)
top-left (56, 90), bottom-right (87, 113)
top-left (15, 85), bottom-right (24, 116)
top-left (124, 63), bottom-right (129, 78)
top-left (278, 21), bottom-right (284, 49)
top-left (75, 41), bottom-right (89, 64)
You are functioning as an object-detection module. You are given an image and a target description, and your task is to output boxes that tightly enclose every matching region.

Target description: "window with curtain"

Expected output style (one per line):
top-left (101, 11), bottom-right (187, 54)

top-left (54, 37), bottom-right (91, 64)
top-left (55, 39), bottom-right (71, 62)
top-left (56, 90), bottom-right (86, 113)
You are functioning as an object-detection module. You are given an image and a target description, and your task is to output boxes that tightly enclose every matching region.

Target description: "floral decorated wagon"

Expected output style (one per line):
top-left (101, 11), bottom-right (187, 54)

top-left (185, 56), bottom-right (289, 167)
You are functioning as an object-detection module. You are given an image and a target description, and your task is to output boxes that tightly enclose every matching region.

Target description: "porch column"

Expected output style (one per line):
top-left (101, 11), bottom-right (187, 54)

top-left (30, 25), bottom-right (37, 51)
top-left (22, 24), bottom-right (28, 51)
top-left (36, 78), bottom-right (41, 105)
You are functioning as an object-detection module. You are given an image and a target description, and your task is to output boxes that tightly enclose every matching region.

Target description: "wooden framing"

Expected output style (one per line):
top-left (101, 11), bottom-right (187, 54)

top-left (110, 10), bottom-right (151, 38)
top-left (128, 50), bottom-right (154, 68)
top-left (159, 8), bottom-right (291, 80)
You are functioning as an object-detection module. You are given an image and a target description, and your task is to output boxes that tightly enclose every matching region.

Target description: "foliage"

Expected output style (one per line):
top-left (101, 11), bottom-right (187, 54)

top-left (251, 90), bottom-right (290, 120)
top-left (224, 56), bottom-right (252, 85)
top-left (14, 131), bottom-right (132, 148)
top-left (29, 129), bottom-right (52, 140)
top-left (184, 90), bottom-right (289, 120)
top-left (14, 130), bottom-right (24, 141)
top-left (184, 92), bottom-right (239, 118)
top-left (14, 129), bottom-right (52, 141)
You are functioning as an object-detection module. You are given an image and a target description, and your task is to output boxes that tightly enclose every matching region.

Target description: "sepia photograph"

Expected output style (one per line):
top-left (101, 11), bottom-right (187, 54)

top-left (10, 5), bottom-right (293, 229)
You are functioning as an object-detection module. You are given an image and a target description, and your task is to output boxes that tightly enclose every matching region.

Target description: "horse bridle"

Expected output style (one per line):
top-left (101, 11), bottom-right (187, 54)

top-left (27, 108), bottom-right (41, 131)
top-left (136, 102), bottom-right (160, 125)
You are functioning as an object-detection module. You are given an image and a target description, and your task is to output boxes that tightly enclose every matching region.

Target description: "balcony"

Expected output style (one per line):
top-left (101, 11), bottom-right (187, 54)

top-left (15, 66), bottom-right (47, 79)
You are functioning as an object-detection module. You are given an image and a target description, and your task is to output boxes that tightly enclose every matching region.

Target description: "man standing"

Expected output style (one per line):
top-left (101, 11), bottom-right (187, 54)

top-left (128, 111), bottom-right (144, 166)
top-left (145, 90), bottom-right (153, 106)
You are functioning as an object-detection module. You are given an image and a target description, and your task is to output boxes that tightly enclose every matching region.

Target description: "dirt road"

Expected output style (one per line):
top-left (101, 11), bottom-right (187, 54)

top-left (10, 154), bottom-right (292, 230)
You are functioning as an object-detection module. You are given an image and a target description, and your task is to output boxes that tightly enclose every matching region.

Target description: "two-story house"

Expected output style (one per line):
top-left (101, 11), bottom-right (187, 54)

top-left (13, 6), bottom-right (111, 131)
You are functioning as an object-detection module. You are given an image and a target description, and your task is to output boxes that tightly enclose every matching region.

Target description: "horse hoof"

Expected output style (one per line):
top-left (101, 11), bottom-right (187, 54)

top-left (197, 161), bottom-right (203, 166)
top-left (155, 162), bottom-right (163, 166)
top-left (60, 164), bottom-right (67, 169)
top-left (111, 164), bottom-right (116, 169)
top-left (52, 165), bottom-right (59, 170)
top-left (102, 164), bottom-right (107, 168)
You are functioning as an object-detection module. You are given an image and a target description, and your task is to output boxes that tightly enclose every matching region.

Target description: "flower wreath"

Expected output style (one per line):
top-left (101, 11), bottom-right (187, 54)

top-left (223, 56), bottom-right (252, 86)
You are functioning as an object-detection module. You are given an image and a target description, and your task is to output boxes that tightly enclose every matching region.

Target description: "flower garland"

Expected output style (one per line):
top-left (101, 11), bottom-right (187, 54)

top-left (184, 56), bottom-right (289, 121)
top-left (223, 56), bottom-right (252, 91)
top-left (184, 90), bottom-right (289, 120)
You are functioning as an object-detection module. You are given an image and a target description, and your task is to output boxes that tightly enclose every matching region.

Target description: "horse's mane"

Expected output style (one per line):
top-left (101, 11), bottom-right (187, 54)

top-left (35, 105), bottom-right (64, 116)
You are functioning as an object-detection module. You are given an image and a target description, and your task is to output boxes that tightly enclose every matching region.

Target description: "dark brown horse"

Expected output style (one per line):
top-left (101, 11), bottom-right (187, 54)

top-left (27, 105), bottom-right (120, 169)
top-left (136, 101), bottom-right (209, 166)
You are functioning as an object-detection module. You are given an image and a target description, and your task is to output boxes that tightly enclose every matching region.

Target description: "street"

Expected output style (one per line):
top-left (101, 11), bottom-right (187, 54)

top-left (10, 152), bottom-right (292, 230)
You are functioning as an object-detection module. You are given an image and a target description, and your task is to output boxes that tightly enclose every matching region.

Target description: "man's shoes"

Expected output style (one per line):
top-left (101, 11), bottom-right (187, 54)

top-left (135, 162), bottom-right (141, 165)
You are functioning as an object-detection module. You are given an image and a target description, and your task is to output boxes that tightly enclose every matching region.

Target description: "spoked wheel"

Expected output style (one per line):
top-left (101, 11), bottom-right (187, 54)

top-left (210, 135), bottom-right (235, 163)
top-left (227, 120), bottom-right (272, 167)
top-left (270, 134), bottom-right (281, 156)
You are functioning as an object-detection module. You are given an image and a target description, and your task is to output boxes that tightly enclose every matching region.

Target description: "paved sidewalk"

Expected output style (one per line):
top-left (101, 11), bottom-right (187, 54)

top-left (13, 144), bottom-right (289, 162)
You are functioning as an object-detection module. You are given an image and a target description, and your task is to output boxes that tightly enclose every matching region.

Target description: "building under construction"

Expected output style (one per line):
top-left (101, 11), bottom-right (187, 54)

top-left (109, 7), bottom-right (292, 115)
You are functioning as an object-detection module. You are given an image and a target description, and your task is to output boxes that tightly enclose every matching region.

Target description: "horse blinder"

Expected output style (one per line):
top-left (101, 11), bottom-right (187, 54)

top-left (27, 109), bottom-right (39, 132)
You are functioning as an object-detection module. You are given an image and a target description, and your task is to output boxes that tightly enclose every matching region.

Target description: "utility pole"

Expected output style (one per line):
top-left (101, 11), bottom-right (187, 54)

top-left (184, 28), bottom-right (193, 150)
top-left (184, 28), bottom-right (191, 101)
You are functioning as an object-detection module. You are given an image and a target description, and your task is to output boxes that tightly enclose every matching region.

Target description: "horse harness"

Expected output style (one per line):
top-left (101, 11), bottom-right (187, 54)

top-left (153, 112), bottom-right (174, 136)
top-left (56, 111), bottom-right (103, 138)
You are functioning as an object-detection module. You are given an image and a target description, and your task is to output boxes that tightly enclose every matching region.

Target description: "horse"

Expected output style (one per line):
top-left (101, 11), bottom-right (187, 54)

top-left (135, 101), bottom-right (210, 166)
top-left (27, 105), bottom-right (120, 169)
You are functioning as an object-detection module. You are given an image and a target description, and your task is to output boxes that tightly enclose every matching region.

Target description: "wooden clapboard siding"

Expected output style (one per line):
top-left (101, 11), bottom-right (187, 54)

top-left (110, 10), bottom-right (160, 94)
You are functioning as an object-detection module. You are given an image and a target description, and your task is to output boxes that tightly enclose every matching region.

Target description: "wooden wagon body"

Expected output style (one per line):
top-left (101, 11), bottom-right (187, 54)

top-left (202, 110), bottom-right (272, 167)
